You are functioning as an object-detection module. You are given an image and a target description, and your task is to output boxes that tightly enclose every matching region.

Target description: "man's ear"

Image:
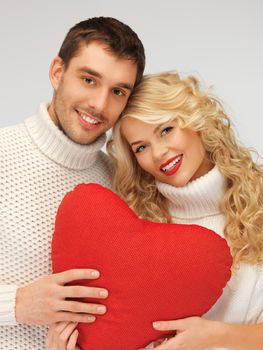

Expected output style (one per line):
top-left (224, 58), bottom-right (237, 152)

top-left (49, 56), bottom-right (65, 90)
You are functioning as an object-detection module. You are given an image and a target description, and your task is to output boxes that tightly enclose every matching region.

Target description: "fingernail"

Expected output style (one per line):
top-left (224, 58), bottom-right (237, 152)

top-left (153, 322), bottom-right (161, 329)
top-left (91, 270), bottom-right (100, 278)
top-left (97, 305), bottom-right (106, 314)
top-left (99, 289), bottom-right (108, 298)
top-left (87, 315), bottom-right (96, 322)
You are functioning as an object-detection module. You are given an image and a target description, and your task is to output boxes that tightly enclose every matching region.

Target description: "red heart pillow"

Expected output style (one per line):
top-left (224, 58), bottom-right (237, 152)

top-left (52, 184), bottom-right (232, 350)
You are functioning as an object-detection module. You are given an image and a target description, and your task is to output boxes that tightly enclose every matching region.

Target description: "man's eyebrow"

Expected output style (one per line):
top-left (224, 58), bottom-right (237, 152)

top-left (118, 83), bottom-right (133, 91)
top-left (79, 67), bottom-right (102, 78)
top-left (79, 67), bottom-right (134, 91)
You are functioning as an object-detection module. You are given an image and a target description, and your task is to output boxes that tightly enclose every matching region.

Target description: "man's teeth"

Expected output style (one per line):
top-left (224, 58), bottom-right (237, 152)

top-left (161, 157), bottom-right (181, 172)
top-left (80, 114), bottom-right (99, 125)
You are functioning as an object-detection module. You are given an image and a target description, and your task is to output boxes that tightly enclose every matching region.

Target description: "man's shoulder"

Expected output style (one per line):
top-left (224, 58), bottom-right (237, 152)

top-left (0, 120), bottom-right (30, 155)
top-left (0, 104), bottom-right (43, 137)
top-left (0, 120), bottom-right (26, 132)
top-left (0, 121), bottom-right (27, 138)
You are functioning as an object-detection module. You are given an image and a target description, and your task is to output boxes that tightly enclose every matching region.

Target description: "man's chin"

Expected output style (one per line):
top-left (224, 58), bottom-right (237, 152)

top-left (59, 121), bottom-right (106, 145)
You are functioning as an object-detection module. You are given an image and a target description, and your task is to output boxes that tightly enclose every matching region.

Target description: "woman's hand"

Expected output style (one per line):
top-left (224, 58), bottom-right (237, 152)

top-left (46, 322), bottom-right (81, 350)
top-left (144, 336), bottom-right (174, 349)
top-left (139, 316), bottom-right (220, 350)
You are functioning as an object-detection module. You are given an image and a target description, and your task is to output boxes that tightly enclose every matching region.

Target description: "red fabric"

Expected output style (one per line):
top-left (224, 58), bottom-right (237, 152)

top-left (52, 183), bottom-right (232, 350)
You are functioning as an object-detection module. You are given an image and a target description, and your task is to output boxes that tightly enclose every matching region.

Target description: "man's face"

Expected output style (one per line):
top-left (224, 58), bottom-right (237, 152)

top-left (49, 41), bottom-right (137, 145)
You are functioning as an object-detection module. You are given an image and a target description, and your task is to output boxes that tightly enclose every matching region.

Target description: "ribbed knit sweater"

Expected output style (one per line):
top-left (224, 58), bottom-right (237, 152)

top-left (156, 166), bottom-right (263, 350)
top-left (0, 103), bottom-right (112, 349)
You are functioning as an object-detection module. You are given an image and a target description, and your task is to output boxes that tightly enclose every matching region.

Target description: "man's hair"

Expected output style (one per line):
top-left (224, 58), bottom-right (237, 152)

top-left (58, 17), bottom-right (145, 86)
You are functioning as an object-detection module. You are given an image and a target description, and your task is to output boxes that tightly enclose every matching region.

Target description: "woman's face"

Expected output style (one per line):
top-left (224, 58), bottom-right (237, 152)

top-left (121, 117), bottom-right (214, 187)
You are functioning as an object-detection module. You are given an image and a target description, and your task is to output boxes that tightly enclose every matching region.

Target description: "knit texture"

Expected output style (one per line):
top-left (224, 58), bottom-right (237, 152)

top-left (156, 166), bottom-right (263, 350)
top-left (0, 103), bottom-right (112, 349)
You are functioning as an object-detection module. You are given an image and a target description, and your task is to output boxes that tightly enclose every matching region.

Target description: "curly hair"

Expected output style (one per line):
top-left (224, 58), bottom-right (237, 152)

top-left (107, 71), bottom-right (263, 266)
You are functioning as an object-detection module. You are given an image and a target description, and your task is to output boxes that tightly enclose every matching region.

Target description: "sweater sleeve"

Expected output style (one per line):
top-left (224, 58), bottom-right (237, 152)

top-left (0, 285), bottom-right (18, 325)
top-left (246, 265), bottom-right (263, 323)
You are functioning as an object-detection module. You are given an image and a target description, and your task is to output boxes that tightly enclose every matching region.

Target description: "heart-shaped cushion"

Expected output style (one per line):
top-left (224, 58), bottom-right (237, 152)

top-left (52, 183), bottom-right (232, 350)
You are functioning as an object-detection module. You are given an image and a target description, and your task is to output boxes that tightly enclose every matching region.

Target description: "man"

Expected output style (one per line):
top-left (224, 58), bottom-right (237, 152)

top-left (0, 17), bottom-right (145, 349)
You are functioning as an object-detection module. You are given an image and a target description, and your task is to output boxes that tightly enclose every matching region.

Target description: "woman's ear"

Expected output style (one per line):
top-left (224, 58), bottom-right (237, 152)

top-left (49, 56), bottom-right (65, 90)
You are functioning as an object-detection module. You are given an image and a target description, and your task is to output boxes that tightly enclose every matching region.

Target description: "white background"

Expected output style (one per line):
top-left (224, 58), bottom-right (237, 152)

top-left (0, 0), bottom-right (262, 155)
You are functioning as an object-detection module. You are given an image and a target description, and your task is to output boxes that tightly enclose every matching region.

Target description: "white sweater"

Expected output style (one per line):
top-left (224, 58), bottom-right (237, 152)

top-left (156, 166), bottom-right (263, 350)
top-left (0, 103), bottom-right (112, 349)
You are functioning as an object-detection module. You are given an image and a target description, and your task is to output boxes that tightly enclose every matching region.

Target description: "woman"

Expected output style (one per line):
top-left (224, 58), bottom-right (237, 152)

top-left (46, 72), bottom-right (263, 350)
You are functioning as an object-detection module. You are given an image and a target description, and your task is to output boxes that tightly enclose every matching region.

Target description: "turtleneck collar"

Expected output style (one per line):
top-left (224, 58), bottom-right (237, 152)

top-left (156, 166), bottom-right (227, 219)
top-left (24, 102), bottom-right (106, 170)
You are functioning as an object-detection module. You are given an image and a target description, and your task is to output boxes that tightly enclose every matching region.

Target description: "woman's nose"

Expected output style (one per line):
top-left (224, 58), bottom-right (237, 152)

top-left (151, 143), bottom-right (169, 161)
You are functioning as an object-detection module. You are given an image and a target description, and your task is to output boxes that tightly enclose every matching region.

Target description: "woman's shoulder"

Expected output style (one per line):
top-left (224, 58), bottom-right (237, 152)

top-left (233, 263), bottom-right (263, 285)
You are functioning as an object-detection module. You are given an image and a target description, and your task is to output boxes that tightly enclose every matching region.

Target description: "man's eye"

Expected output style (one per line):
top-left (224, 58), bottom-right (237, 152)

top-left (161, 127), bottom-right (173, 135)
top-left (113, 89), bottom-right (124, 96)
top-left (84, 78), bottom-right (95, 85)
top-left (135, 145), bottom-right (146, 153)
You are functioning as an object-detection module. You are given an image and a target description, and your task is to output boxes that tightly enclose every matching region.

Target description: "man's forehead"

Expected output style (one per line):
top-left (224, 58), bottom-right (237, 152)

top-left (69, 43), bottom-right (137, 88)
top-left (73, 40), bottom-right (131, 65)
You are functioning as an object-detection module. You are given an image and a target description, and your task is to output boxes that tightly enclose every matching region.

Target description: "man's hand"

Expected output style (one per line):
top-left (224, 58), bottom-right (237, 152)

top-left (15, 269), bottom-right (108, 325)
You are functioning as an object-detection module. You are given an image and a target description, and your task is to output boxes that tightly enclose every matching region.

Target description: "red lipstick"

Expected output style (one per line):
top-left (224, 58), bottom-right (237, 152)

top-left (160, 155), bottom-right (183, 176)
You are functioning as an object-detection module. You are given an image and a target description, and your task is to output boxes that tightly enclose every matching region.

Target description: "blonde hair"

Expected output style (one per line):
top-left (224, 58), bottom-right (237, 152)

top-left (107, 71), bottom-right (263, 266)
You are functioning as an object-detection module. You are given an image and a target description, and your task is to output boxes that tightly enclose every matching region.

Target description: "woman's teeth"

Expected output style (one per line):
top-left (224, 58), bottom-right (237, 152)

top-left (161, 156), bottom-right (182, 172)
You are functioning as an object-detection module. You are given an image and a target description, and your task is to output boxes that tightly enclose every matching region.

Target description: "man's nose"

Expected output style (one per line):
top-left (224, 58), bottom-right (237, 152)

top-left (88, 88), bottom-right (109, 114)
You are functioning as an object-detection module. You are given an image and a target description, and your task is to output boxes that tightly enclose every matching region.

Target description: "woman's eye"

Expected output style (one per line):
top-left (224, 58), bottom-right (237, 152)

top-left (84, 78), bottom-right (95, 85)
top-left (135, 145), bottom-right (146, 153)
top-left (161, 126), bottom-right (173, 135)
